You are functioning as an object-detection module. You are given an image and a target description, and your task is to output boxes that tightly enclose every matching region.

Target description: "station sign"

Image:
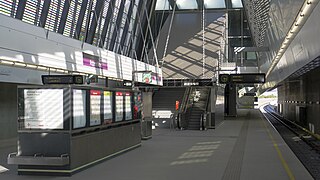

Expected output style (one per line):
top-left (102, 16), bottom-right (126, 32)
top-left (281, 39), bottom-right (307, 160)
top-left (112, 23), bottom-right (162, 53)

top-left (219, 73), bottom-right (265, 84)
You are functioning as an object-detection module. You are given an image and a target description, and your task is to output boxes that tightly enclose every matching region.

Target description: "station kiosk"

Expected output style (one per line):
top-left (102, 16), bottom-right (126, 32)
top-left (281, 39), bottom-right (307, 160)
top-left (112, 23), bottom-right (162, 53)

top-left (8, 81), bottom-right (142, 176)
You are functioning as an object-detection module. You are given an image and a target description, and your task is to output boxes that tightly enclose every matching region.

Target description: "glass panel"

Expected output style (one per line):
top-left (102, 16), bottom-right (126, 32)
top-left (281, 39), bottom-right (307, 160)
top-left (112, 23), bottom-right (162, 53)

top-left (231, 0), bottom-right (243, 8)
top-left (73, 89), bottom-right (87, 129)
top-left (0, 0), bottom-right (19, 17)
top-left (204, 0), bottom-right (226, 9)
top-left (22, 89), bottom-right (64, 130)
top-left (125, 92), bottom-right (132, 120)
top-left (90, 90), bottom-right (101, 126)
top-left (115, 92), bottom-right (124, 121)
top-left (246, 52), bottom-right (257, 60)
top-left (45, 0), bottom-right (65, 32)
top-left (103, 91), bottom-right (113, 124)
top-left (64, 0), bottom-right (83, 37)
top-left (22, 0), bottom-right (44, 25)
top-left (155, 0), bottom-right (170, 10)
top-left (176, 0), bottom-right (197, 9)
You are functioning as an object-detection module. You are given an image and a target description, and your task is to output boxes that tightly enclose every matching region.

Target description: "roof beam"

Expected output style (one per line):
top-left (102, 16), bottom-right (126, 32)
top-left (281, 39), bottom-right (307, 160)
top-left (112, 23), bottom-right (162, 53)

top-left (196, 0), bottom-right (204, 10)
top-left (58, 0), bottom-right (70, 34)
top-left (86, 0), bottom-right (105, 44)
top-left (98, 0), bottom-right (116, 48)
top-left (74, 0), bottom-right (88, 39)
top-left (118, 0), bottom-right (135, 54)
top-left (15, 0), bottom-right (27, 20)
top-left (168, 0), bottom-right (178, 10)
top-left (108, 0), bottom-right (126, 51)
top-left (39, 0), bottom-right (51, 28)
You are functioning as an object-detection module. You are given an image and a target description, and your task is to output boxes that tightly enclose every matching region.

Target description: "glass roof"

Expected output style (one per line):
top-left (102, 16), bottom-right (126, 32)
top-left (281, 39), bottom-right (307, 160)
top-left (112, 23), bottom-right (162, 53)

top-left (155, 0), bottom-right (170, 10)
top-left (176, 0), bottom-right (198, 10)
top-left (155, 0), bottom-right (243, 11)
top-left (204, 0), bottom-right (226, 9)
top-left (231, 0), bottom-right (243, 8)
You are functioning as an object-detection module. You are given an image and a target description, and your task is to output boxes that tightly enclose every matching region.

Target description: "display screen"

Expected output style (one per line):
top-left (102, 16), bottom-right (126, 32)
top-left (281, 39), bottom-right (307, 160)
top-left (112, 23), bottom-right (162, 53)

top-left (73, 89), bottom-right (87, 129)
top-left (90, 90), bottom-right (101, 126)
top-left (24, 89), bottom-right (64, 129)
top-left (115, 92), bottom-right (124, 122)
top-left (125, 92), bottom-right (132, 120)
top-left (103, 91), bottom-right (113, 124)
top-left (219, 73), bottom-right (266, 84)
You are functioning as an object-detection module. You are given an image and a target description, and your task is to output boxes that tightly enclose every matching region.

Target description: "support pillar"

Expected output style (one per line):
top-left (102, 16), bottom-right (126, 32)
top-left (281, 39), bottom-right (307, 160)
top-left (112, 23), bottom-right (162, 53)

top-left (208, 85), bottom-right (217, 128)
top-left (141, 91), bottom-right (152, 140)
top-left (224, 84), bottom-right (237, 117)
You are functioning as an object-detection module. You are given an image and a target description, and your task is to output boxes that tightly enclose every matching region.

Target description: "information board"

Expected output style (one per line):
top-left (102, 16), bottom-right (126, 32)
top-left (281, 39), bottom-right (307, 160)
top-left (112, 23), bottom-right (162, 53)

top-left (115, 92), bottom-right (124, 122)
top-left (24, 89), bottom-right (64, 129)
top-left (219, 73), bottom-right (266, 84)
top-left (125, 92), bottom-right (132, 120)
top-left (103, 91), bottom-right (113, 124)
top-left (90, 90), bottom-right (101, 126)
top-left (73, 89), bottom-right (86, 129)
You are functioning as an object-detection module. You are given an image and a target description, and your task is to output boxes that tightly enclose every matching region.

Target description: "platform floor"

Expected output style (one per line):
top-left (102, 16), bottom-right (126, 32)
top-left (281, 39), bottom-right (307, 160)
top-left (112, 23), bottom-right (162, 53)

top-left (0, 109), bottom-right (313, 180)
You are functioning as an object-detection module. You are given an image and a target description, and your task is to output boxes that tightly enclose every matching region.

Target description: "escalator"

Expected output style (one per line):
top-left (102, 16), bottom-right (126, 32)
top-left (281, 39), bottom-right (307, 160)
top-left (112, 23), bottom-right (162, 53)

top-left (186, 88), bottom-right (210, 130)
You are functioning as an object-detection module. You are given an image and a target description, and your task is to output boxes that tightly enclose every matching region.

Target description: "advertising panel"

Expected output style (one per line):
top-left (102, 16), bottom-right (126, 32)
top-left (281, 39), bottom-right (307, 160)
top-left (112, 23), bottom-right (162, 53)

top-left (90, 90), bottom-right (101, 126)
top-left (24, 89), bottom-right (64, 129)
top-left (73, 89), bottom-right (86, 129)
top-left (125, 92), bottom-right (132, 120)
top-left (115, 92), bottom-right (124, 122)
top-left (103, 91), bottom-right (113, 124)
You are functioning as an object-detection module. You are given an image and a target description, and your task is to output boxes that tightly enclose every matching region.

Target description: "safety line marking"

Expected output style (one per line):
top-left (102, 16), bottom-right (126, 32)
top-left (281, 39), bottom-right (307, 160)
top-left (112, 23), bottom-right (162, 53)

top-left (261, 115), bottom-right (295, 180)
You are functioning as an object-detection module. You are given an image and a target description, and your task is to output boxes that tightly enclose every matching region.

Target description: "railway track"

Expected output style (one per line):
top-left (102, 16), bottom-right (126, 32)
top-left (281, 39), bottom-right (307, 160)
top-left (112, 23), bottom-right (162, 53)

top-left (262, 105), bottom-right (320, 179)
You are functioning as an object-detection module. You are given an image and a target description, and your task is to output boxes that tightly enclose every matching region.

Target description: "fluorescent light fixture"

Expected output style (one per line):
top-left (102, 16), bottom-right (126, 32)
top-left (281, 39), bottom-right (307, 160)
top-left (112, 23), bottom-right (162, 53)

top-left (266, 0), bottom-right (319, 78)
top-left (14, 62), bottom-right (27, 67)
top-left (37, 66), bottom-right (48, 70)
top-left (0, 60), bottom-right (14, 65)
top-left (26, 64), bottom-right (38, 69)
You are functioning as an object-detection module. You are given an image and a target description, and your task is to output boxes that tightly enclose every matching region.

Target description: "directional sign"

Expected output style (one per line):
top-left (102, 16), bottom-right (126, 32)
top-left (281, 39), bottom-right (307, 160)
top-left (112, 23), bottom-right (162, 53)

top-left (219, 73), bottom-right (265, 84)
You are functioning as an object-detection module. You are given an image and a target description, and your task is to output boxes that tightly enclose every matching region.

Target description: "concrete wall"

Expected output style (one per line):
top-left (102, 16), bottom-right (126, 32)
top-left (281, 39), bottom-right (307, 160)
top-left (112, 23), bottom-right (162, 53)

top-left (278, 67), bottom-right (320, 133)
top-left (0, 83), bottom-right (17, 147)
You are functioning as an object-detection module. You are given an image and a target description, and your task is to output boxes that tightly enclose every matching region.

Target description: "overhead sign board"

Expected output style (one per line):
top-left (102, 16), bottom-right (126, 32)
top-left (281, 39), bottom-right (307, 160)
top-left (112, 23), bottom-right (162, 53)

top-left (42, 75), bottom-right (84, 85)
top-left (219, 73), bottom-right (265, 84)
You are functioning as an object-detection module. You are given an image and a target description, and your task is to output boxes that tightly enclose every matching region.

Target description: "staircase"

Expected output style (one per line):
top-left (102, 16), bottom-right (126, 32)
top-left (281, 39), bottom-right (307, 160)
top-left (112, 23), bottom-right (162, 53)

top-left (187, 88), bottom-right (210, 130)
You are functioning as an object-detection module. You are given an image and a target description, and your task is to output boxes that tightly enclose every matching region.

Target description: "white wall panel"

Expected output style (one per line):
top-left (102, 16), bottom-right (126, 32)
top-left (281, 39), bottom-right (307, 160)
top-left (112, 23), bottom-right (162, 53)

top-left (0, 14), bottom-right (162, 86)
top-left (261, 1), bottom-right (320, 91)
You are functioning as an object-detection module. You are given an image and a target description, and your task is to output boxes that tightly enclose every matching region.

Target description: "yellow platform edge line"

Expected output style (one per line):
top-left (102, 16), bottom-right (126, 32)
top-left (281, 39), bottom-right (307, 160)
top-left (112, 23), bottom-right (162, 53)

top-left (260, 109), bottom-right (295, 180)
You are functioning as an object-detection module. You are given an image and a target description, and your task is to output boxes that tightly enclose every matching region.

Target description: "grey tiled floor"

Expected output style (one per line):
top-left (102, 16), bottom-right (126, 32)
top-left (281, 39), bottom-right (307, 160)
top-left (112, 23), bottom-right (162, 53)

top-left (0, 109), bottom-right (313, 180)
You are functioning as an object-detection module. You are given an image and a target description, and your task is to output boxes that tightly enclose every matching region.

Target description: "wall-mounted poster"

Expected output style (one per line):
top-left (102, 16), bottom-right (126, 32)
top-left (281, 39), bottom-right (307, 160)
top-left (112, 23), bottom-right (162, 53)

top-left (103, 91), bottom-right (113, 124)
top-left (125, 92), bottom-right (132, 120)
top-left (115, 92), bottom-right (124, 122)
top-left (24, 89), bottom-right (64, 129)
top-left (73, 89), bottom-right (86, 129)
top-left (90, 90), bottom-right (101, 126)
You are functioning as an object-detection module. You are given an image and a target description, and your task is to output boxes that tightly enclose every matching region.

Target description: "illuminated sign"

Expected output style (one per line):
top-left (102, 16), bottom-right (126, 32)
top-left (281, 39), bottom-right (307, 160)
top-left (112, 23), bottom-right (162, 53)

top-left (83, 52), bottom-right (108, 70)
top-left (42, 75), bottom-right (84, 84)
top-left (219, 73), bottom-right (266, 84)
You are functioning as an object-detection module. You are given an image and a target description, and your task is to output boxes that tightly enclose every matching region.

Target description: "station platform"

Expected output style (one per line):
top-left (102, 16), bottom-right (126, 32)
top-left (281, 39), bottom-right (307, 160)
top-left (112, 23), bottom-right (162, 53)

top-left (0, 109), bottom-right (313, 180)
